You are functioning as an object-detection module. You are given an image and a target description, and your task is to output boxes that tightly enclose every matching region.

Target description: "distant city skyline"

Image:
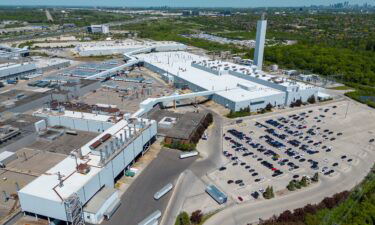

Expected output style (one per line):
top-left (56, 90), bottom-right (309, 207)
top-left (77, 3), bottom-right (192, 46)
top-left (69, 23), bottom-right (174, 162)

top-left (0, 0), bottom-right (372, 7)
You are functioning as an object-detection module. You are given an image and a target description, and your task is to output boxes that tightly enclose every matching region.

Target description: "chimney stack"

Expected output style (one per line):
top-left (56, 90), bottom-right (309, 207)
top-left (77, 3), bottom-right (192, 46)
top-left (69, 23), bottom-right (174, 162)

top-left (254, 13), bottom-right (267, 70)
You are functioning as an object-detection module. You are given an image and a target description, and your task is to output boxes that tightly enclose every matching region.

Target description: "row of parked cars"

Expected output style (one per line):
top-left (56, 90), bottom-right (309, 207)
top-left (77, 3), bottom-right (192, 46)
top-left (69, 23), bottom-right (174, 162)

top-left (261, 106), bottom-right (347, 176)
top-left (226, 129), bottom-right (285, 178)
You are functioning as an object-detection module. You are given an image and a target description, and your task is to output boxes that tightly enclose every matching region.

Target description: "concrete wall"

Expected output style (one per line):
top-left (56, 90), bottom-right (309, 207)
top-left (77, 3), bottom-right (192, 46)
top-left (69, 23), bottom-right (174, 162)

top-left (285, 87), bottom-right (319, 105)
top-left (34, 113), bottom-right (114, 133)
top-left (234, 93), bottom-right (286, 111)
top-left (18, 191), bottom-right (68, 221)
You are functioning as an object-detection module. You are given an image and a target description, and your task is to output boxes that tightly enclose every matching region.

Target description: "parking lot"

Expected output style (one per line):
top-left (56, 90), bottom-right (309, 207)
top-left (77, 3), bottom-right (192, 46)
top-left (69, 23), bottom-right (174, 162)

top-left (208, 101), bottom-right (375, 203)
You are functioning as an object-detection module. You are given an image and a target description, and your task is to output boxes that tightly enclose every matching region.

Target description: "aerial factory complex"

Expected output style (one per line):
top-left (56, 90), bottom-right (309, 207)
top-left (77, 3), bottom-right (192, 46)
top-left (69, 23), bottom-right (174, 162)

top-left (0, 6), bottom-right (374, 225)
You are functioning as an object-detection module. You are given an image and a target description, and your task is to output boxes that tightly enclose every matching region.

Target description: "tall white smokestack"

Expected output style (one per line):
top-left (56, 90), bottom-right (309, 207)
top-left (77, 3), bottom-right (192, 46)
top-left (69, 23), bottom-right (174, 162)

top-left (254, 13), bottom-right (267, 70)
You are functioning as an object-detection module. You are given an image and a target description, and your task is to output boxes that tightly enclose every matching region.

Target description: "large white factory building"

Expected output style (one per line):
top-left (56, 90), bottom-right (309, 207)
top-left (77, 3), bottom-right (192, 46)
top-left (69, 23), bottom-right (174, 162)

top-left (19, 116), bottom-right (157, 224)
top-left (140, 51), bottom-right (320, 112)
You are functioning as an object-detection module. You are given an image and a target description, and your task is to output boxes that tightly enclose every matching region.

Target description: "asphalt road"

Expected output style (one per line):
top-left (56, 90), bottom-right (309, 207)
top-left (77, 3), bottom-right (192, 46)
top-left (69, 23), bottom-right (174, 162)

top-left (102, 148), bottom-right (195, 225)
top-left (190, 107), bottom-right (225, 177)
top-left (161, 107), bottom-right (226, 225)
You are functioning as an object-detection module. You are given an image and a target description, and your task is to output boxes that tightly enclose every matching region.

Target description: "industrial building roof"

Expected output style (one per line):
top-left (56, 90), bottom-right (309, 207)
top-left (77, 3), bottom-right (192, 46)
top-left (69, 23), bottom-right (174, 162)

top-left (75, 40), bottom-right (183, 52)
top-left (139, 52), bottom-right (283, 102)
top-left (32, 57), bottom-right (71, 69)
top-left (19, 117), bottom-right (154, 202)
top-left (34, 109), bottom-right (113, 122)
top-left (0, 62), bottom-right (34, 71)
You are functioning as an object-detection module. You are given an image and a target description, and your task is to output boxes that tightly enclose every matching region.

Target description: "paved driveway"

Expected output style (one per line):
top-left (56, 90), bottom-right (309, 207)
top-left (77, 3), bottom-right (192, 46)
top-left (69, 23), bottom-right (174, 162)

top-left (103, 148), bottom-right (195, 225)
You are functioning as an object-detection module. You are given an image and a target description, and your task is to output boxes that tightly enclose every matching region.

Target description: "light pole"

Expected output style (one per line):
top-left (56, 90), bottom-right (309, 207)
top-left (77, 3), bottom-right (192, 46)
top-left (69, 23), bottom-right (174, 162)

top-left (344, 101), bottom-right (350, 119)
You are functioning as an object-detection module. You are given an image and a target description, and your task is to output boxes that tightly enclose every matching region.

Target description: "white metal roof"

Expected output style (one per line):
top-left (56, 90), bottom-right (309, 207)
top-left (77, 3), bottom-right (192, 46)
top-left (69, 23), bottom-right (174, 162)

top-left (0, 151), bottom-right (15, 162)
top-left (139, 52), bottom-right (283, 102)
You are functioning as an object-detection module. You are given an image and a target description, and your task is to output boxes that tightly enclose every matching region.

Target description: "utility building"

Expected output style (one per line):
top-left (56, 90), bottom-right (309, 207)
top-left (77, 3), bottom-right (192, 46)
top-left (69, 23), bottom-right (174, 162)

top-left (18, 117), bottom-right (157, 224)
top-left (254, 14), bottom-right (267, 70)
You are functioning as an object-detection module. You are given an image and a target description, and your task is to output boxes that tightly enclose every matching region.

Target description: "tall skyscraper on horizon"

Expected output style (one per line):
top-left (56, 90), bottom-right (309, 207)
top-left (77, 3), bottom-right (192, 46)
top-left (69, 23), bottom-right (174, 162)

top-left (254, 13), bottom-right (267, 70)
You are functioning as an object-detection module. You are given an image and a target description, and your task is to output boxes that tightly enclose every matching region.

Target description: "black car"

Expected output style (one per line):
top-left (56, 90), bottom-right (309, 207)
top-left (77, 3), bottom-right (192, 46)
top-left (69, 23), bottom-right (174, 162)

top-left (341, 155), bottom-right (347, 159)
top-left (252, 172), bottom-right (259, 176)
top-left (293, 174), bottom-right (299, 179)
top-left (232, 162), bottom-right (238, 166)
top-left (252, 191), bottom-right (260, 198)
top-left (245, 165), bottom-right (251, 169)
top-left (235, 179), bottom-right (243, 184)
top-left (332, 162), bottom-right (339, 167)
top-left (240, 162), bottom-right (246, 166)
top-left (219, 166), bottom-right (227, 171)
top-left (227, 180), bottom-right (234, 184)
top-left (249, 169), bottom-right (255, 173)
top-left (254, 178), bottom-right (261, 182)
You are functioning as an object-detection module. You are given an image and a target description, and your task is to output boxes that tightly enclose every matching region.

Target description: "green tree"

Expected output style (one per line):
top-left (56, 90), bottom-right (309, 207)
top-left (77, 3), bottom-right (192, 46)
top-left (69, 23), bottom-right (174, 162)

top-left (263, 186), bottom-right (275, 199)
top-left (175, 211), bottom-right (191, 225)
top-left (300, 176), bottom-right (309, 187)
top-left (307, 95), bottom-right (316, 104)
top-left (287, 180), bottom-right (296, 191)
top-left (265, 103), bottom-right (273, 111)
top-left (312, 172), bottom-right (319, 182)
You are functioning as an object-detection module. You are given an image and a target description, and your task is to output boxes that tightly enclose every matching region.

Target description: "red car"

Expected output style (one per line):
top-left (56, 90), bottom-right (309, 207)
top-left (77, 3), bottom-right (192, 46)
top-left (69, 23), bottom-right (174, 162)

top-left (238, 196), bottom-right (243, 202)
top-left (272, 168), bottom-right (278, 171)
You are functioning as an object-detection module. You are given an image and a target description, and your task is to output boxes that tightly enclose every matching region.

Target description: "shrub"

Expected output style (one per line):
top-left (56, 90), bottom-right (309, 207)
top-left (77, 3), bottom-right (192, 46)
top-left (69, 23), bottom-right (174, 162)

top-left (175, 211), bottom-right (191, 225)
top-left (307, 95), bottom-right (316, 104)
top-left (190, 210), bottom-right (203, 224)
top-left (312, 172), bottom-right (319, 182)
top-left (263, 186), bottom-right (275, 199)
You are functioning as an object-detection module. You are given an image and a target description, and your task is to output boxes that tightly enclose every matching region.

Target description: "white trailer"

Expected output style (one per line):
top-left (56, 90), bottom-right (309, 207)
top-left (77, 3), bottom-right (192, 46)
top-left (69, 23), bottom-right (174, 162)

top-left (179, 151), bottom-right (199, 159)
top-left (138, 210), bottom-right (161, 225)
top-left (154, 183), bottom-right (173, 200)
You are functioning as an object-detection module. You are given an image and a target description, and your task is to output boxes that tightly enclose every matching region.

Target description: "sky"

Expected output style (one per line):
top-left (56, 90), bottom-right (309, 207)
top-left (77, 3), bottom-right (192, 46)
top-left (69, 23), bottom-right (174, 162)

top-left (0, 0), bottom-right (370, 7)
